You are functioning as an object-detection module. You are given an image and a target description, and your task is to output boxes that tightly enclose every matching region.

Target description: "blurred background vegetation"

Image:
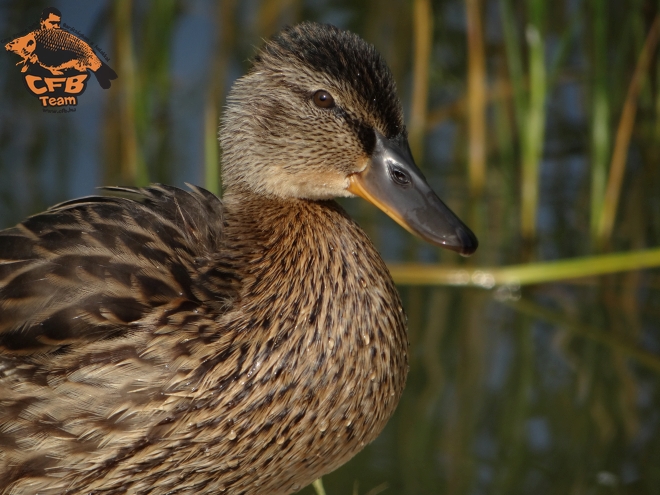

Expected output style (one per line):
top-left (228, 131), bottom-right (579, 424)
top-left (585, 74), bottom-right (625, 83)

top-left (2, 0), bottom-right (660, 493)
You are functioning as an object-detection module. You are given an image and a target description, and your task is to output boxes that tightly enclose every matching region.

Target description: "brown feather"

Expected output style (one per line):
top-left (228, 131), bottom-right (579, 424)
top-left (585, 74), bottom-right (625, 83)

top-left (0, 22), bottom-right (409, 495)
top-left (0, 190), bottom-right (407, 494)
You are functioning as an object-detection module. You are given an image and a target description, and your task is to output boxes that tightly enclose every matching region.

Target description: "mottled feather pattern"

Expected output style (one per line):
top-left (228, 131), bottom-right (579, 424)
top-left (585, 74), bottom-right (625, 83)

top-left (0, 186), bottom-right (407, 494)
top-left (0, 184), bottom-right (226, 354)
top-left (1, 22), bottom-right (415, 495)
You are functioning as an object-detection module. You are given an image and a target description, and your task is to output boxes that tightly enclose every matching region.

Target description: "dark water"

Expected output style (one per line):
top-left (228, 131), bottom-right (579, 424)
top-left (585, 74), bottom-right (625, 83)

top-left (1, 1), bottom-right (659, 494)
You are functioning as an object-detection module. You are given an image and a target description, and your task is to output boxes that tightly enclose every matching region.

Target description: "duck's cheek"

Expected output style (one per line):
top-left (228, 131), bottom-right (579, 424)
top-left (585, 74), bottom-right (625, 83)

top-left (291, 171), bottom-right (355, 200)
top-left (287, 155), bottom-right (370, 200)
top-left (257, 164), bottom-right (353, 200)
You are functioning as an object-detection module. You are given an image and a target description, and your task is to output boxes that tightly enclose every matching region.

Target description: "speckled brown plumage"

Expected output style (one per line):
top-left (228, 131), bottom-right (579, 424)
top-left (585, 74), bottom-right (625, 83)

top-left (0, 185), bottom-right (406, 494)
top-left (0, 22), bottom-right (476, 495)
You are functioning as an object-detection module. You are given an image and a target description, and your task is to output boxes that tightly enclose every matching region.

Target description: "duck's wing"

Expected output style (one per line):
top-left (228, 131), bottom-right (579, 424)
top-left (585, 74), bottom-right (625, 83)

top-left (0, 184), bottom-right (235, 355)
top-left (0, 185), bottom-right (240, 489)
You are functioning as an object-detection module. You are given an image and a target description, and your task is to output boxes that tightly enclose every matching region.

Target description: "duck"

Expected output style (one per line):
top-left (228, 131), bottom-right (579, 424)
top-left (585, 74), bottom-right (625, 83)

top-left (0, 22), bottom-right (477, 495)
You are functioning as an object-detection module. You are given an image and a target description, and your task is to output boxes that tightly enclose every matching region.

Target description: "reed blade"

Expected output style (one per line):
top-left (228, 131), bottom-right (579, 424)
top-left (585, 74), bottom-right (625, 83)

top-left (589, 0), bottom-right (610, 242)
top-left (466, 0), bottom-right (487, 198)
top-left (520, 0), bottom-right (546, 241)
top-left (389, 247), bottom-right (660, 286)
top-left (596, 14), bottom-right (660, 246)
top-left (409, 0), bottom-right (433, 163)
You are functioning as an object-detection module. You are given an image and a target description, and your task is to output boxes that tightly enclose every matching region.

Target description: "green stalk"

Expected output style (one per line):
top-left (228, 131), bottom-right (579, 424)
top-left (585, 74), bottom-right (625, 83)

top-left (113, 0), bottom-right (148, 186)
top-left (596, 15), bottom-right (660, 246)
top-left (312, 478), bottom-right (326, 495)
top-left (546, 12), bottom-right (579, 89)
top-left (388, 247), bottom-right (660, 286)
top-left (499, 0), bottom-right (547, 242)
top-left (409, 0), bottom-right (433, 163)
top-left (465, 0), bottom-right (487, 198)
top-left (589, 0), bottom-right (609, 243)
top-left (204, 100), bottom-right (220, 196)
top-left (139, 0), bottom-right (177, 183)
top-left (493, 74), bottom-right (515, 229)
top-left (520, 0), bottom-right (546, 241)
top-left (656, 41), bottom-right (660, 141)
top-left (204, 0), bottom-right (237, 195)
top-left (499, 0), bottom-right (526, 133)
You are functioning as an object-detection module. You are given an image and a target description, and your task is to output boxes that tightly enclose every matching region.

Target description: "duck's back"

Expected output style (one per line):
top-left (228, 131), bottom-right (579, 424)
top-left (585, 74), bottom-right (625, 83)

top-left (0, 185), bottom-right (236, 493)
top-left (0, 187), bottom-right (408, 495)
top-left (0, 185), bottom-right (228, 354)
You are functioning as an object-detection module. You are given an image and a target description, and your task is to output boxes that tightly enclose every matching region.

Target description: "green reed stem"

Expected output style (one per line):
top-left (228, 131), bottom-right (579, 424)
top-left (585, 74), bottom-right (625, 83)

top-left (204, 99), bottom-right (220, 195)
top-left (546, 12), bottom-right (578, 90)
top-left (113, 0), bottom-right (148, 186)
top-left (499, 0), bottom-right (525, 133)
top-left (520, 0), bottom-right (546, 241)
top-left (312, 478), bottom-right (327, 495)
top-left (388, 247), bottom-right (660, 286)
top-left (499, 0), bottom-right (546, 242)
top-left (409, 0), bottom-right (433, 163)
top-left (138, 0), bottom-right (177, 183)
top-left (465, 0), bottom-right (487, 198)
top-left (589, 0), bottom-right (610, 242)
top-left (656, 45), bottom-right (660, 141)
top-left (596, 14), bottom-right (660, 246)
top-left (204, 0), bottom-right (237, 195)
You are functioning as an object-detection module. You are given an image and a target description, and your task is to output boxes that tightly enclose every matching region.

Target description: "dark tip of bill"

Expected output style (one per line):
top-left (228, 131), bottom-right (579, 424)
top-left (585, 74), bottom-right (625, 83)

top-left (457, 226), bottom-right (479, 257)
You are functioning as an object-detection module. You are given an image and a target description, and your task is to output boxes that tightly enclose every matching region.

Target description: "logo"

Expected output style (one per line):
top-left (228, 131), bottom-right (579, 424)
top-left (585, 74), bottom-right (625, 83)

top-left (4, 7), bottom-right (117, 111)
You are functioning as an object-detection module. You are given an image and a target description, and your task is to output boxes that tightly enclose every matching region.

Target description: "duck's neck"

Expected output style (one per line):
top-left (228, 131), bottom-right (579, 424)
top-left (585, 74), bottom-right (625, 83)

top-left (221, 191), bottom-right (407, 351)
top-left (215, 190), bottom-right (408, 477)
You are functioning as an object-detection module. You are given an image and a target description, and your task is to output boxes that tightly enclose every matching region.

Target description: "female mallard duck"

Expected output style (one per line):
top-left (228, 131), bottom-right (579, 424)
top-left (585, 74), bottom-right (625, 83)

top-left (0, 22), bottom-right (476, 494)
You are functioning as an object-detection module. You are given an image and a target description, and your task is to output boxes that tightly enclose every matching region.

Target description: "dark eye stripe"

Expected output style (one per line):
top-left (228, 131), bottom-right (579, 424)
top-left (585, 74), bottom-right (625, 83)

top-left (333, 107), bottom-right (376, 155)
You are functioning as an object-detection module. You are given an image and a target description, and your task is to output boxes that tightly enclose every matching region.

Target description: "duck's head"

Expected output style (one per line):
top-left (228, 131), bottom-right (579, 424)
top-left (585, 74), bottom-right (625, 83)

top-left (220, 22), bottom-right (477, 255)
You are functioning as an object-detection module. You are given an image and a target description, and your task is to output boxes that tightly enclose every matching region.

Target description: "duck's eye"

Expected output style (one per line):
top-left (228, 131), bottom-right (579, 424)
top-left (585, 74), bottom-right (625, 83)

top-left (389, 166), bottom-right (411, 187)
top-left (313, 90), bottom-right (335, 109)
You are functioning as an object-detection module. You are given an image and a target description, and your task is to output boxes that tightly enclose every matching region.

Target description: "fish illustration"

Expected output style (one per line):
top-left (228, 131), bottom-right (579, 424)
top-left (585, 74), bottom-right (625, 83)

top-left (5, 28), bottom-right (117, 89)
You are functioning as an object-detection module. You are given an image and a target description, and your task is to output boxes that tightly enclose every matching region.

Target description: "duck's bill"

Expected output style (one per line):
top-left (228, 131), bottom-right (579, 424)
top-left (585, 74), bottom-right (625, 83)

top-left (348, 132), bottom-right (478, 256)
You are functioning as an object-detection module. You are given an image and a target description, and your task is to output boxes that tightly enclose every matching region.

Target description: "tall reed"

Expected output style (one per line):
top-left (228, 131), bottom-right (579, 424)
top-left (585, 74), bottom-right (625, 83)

top-left (137, 0), bottom-right (178, 183)
top-left (112, 0), bottom-right (147, 186)
top-left (596, 15), bottom-right (660, 247)
top-left (589, 0), bottom-right (610, 243)
top-left (409, 0), bottom-right (433, 162)
top-left (499, 0), bottom-right (546, 243)
top-left (465, 0), bottom-right (486, 198)
top-left (204, 0), bottom-right (238, 195)
top-left (520, 0), bottom-right (546, 242)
